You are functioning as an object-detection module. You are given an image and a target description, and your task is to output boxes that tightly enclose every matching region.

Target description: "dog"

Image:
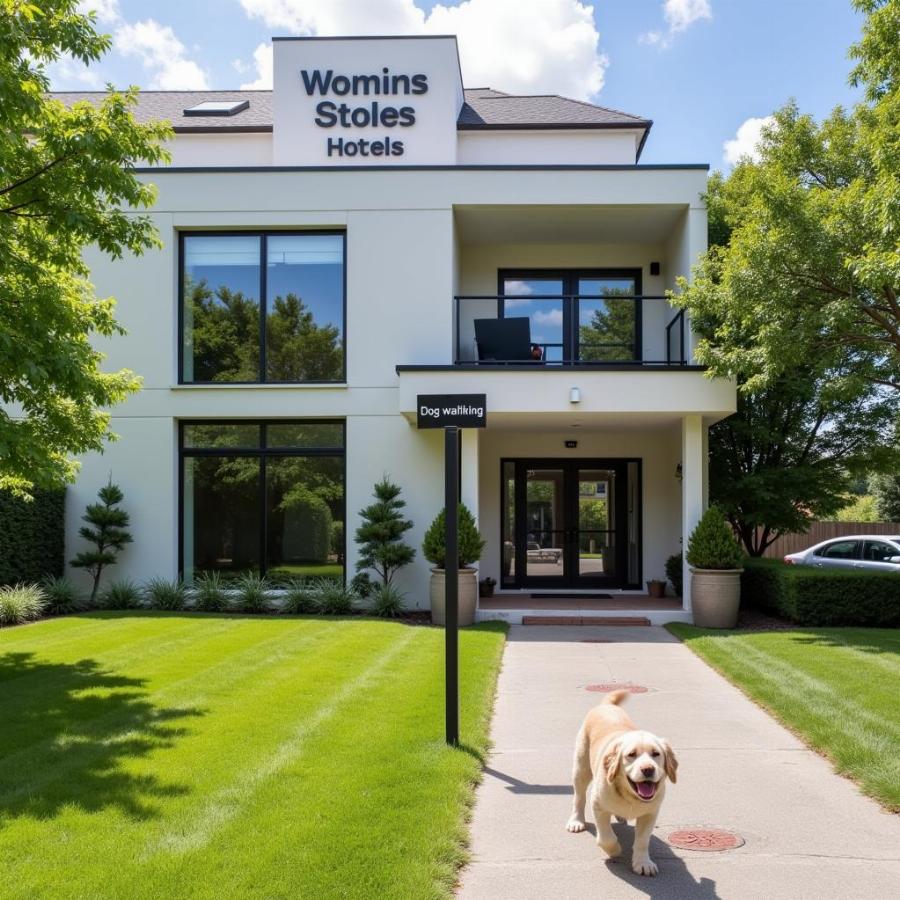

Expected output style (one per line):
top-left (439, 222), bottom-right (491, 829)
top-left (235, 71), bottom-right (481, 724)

top-left (565, 690), bottom-right (677, 877)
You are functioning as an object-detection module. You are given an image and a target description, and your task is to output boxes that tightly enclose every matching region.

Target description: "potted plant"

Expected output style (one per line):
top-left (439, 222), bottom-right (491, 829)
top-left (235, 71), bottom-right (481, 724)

top-left (685, 506), bottom-right (745, 628)
top-left (422, 503), bottom-right (485, 627)
top-left (646, 578), bottom-right (666, 599)
top-left (479, 576), bottom-right (496, 598)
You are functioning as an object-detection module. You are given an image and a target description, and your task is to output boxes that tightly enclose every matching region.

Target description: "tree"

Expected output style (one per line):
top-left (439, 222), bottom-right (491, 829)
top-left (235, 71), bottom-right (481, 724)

top-left (70, 479), bottom-right (132, 604)
top-left (674, 0), bottom-right (900, 393)
top-left (870, 471), bottom-right (900, 520)
top-left (354, 477), bottom-right (415, 585)
top-left (0, 1), bottom-right (171, 497)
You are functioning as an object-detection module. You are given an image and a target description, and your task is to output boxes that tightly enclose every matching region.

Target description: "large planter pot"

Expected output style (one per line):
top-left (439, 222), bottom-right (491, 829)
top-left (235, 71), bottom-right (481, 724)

top-left (690, 567), bottom-right (743, 629)
top-left (430, 568), bottom-right (478, 627)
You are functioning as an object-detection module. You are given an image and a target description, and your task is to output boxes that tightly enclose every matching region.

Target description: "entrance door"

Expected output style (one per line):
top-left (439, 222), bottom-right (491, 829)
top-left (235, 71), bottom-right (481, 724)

top-left (502, 459), bottom-right (640, 589)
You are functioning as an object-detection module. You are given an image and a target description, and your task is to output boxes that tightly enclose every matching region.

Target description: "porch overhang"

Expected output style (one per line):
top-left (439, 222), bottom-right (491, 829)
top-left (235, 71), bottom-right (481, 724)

top-left (396, 366), bottom-right (736, 424)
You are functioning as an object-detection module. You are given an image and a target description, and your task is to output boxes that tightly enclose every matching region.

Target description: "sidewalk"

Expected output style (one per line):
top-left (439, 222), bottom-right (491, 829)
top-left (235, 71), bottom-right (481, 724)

top-left (458, 625), bottom-right (900, 900)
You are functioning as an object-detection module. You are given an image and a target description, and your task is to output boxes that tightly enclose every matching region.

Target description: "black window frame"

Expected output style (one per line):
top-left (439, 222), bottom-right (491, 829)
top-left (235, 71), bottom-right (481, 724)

top-left (178, 230), bottom-right (348, 385)
top-left (178, 419), bottom-right (347, 582)
top-left (497, 268), bottom-right (643, 363)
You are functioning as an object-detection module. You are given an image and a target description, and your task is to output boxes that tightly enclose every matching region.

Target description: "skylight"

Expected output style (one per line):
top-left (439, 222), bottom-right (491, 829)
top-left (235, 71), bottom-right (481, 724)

top-left (183, 99), bottom-right (250, 117)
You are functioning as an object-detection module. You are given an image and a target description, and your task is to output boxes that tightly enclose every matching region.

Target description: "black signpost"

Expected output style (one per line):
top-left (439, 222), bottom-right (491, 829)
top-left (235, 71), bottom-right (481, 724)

top-left (417, 394), bottom-right (486, 745)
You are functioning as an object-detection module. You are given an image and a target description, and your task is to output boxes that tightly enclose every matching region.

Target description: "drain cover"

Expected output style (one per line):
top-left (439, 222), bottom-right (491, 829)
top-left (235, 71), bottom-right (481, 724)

top-left (585, 682), bottom-right (650, 693)
top-left (580, 639), bottom-right (613, 643)
top-left (667, 829), bottom-right (744, 852)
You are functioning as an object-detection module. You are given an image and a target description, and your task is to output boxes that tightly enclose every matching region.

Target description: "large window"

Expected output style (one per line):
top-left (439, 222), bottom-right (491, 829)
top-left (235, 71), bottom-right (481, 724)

top-left (180, 232), bottom-right (345, 383)
top-left (180, 421), bottom-right (345, 583)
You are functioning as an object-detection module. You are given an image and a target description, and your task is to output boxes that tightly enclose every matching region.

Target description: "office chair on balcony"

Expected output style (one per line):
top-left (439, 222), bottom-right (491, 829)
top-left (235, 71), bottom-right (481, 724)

top-left (474, 317), bottom-right (541, 362)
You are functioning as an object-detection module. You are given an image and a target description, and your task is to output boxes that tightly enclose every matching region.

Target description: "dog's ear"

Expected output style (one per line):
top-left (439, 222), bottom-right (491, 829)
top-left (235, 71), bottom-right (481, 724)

top-left (660, 739), bottom-right (678, 784)
top-left (602, 738), bottom-right (623, 784)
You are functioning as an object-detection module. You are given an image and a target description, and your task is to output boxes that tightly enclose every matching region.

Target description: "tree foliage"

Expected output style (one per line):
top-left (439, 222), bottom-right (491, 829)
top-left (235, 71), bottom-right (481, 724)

top-left (0, 1), bottom-right (171, 496)
top-left (354, 477), bottom-right (415, 585)
top-left (70, 479), bottom-right (132, 603)
top-left (675, 0), bottom-right (900, 393)
top-left (870, 470), bottom-right (900, 520)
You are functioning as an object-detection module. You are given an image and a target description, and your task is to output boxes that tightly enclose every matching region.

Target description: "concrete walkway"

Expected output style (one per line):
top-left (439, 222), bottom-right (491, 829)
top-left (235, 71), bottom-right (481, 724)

top-left (459, 625), bottom-right (900, 900)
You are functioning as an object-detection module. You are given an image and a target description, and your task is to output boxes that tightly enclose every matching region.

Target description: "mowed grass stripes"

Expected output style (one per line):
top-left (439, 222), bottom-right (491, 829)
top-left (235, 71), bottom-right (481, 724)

top-left (0, 613), bottom-right (507, 899)
top-left (668, 624), bottom-right (900, 811)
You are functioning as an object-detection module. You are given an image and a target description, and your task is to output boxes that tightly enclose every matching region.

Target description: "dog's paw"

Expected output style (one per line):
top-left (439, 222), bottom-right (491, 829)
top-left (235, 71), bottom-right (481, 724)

top-left (632, 857), bottom-right (658, 877)
top-left (565, 818), bottom-right (586, 833)
top-left (598, 839), bottom-right (622, 858)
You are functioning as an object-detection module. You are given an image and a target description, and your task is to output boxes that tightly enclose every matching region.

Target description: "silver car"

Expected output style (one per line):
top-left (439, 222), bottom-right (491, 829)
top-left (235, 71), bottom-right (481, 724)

top-left (784, 535), bottom-right (900, 573)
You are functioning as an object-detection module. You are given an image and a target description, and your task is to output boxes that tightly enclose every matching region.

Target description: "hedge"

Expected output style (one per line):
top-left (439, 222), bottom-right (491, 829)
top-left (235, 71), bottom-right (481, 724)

top-left (0, 488), bottom-right (66, 586)
top-left (741, 557), bottom-right (900, 627)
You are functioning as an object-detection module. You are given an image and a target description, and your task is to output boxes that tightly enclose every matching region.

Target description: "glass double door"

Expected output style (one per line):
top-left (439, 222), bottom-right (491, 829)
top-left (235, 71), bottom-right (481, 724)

top-left (502, 459), bottom-right (640, 589)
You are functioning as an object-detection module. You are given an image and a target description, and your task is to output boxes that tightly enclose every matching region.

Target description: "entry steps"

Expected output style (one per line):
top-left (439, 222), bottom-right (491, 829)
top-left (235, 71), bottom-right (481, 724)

top-left (522, 615), bottom-right (651, 626)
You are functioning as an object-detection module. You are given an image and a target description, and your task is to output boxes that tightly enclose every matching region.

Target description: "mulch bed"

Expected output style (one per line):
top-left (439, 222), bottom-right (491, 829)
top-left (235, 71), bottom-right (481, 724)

top-left (736, 607), bottom-right (796, 631)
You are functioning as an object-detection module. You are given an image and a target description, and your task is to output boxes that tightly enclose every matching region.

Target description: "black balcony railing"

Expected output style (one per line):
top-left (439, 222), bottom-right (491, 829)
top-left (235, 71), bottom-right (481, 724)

top-left (453, 295), bottom-right (688, 366)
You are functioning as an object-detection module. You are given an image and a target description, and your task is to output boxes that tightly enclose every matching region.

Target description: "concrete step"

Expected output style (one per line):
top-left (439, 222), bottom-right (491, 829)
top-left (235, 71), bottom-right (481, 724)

top-left (521, 615), bottom-right (651, 626)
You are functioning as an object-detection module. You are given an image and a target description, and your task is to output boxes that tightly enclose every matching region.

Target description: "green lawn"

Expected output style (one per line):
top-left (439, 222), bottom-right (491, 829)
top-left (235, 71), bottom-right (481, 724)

top-left (0, 613), bottom-right (507, 899)
top-left (668, 624), bottom-right (900, 811)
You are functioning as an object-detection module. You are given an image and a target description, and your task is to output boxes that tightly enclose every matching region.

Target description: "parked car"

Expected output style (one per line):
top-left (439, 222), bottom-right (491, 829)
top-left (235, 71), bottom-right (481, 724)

top-left (784, 535), bottom-right (900, 573)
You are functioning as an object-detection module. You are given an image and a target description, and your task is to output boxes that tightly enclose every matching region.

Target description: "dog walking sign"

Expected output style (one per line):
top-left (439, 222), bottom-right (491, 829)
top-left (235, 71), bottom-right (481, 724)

top-left (416, 394), bottom-right (486, 746)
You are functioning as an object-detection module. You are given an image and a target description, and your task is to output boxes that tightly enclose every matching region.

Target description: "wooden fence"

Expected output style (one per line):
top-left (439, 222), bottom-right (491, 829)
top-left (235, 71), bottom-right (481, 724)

top-left (761, 521), bottom-right (900, 558)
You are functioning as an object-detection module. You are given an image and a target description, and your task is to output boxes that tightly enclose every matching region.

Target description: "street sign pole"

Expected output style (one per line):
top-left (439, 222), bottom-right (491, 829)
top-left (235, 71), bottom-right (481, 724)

top-left (445, 425), bottom-right (459, 746)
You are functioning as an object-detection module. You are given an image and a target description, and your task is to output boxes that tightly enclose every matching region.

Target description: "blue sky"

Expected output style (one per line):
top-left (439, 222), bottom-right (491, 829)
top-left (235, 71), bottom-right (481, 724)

top-left (58, 0), bottom-right (865, 169)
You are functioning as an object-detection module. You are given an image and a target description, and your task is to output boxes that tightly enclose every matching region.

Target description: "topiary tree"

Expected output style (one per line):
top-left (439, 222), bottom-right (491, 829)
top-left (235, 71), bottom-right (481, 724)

top-left (354, 477), bottom-right (415, 586)
top-left (70, 479), bottom-right (133, 604)
top-left (686, 506), bottom-right (744, 571)
top-left (422, 503), bottom-right (485, 570)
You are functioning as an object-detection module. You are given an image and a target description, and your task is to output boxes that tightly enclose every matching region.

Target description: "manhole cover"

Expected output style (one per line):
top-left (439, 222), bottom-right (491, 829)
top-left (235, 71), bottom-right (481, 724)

top-left (585, 682), bottom-right (650, 693)
top-left (580, 639), bottom-right (613, 643)
top-left (667, 829), bottom-right (744, 852)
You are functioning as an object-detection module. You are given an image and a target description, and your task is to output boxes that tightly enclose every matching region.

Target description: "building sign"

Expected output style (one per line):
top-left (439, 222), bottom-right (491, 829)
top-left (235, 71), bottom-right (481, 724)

top-left (272, 37), bottom-right (464, 166)
top-left (417, 394), bottom-right (487, 429)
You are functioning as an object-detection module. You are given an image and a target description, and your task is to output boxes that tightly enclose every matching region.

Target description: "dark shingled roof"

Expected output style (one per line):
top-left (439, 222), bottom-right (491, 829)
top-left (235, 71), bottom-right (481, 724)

top-left (48, 88), bottom-right (650, 139)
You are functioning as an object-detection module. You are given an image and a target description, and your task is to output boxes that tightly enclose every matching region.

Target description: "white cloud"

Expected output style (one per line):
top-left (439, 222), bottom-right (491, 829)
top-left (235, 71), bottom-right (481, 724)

top-left (237, 0), bottom-right (607, 99)
top-left (533, 309), bottom-right (563, 327)
top-left (723, 116), bottom-right (774, 165)
top-left (240, 42), bottom-right (274, 90)
top-left (115, 19), bottom-right (209, 90)
top-left (640, 0), bottom-right (711, 48)
top-left (77, 0), bottom-right (121, 24)
top-left (47, 55), bottom-right (104, 89)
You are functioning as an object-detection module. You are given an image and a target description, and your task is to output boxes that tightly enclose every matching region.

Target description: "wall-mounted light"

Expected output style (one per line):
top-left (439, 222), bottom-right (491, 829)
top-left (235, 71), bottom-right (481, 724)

top-left (565, 440), bottom-right (578, 449)
top-left (675, 462), bottom-right (683, 482)
top-left (569, 387), bottom-right (581, 403)
top-left (650, 261), bottom-right (661, 276)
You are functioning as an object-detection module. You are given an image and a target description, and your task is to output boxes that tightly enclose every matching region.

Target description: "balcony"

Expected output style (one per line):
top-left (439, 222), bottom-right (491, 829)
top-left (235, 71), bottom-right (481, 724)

top-left (453, 293), bottom-right (687, 368)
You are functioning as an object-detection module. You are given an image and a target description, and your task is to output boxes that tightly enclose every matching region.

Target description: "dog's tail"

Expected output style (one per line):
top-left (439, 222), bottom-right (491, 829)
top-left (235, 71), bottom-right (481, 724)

top-left (601, 689), bottom-right (630, 706)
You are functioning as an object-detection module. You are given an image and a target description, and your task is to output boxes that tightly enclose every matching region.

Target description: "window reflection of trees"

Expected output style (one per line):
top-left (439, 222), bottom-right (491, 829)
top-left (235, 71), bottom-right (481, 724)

top-left (578, 288), bottom-right (637, 362)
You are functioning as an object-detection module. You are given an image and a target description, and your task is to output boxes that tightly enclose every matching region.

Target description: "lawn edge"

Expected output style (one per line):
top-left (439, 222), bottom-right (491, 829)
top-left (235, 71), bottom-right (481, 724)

top-left (664, 622), bottom-right (900, 815)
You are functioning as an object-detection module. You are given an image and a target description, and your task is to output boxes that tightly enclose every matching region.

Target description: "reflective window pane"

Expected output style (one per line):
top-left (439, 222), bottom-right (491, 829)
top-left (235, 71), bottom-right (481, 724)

top-left (266, 457), bottom-right (344, 581)
top-left (265, 235), bottom-right (344, 382)
top-left (183, 423), bottom-right (260, 449)
top-left (183, 456), bottom-right (261, 580)
top-left (183, 236), bottom-right (261, 382)
top-left (525, 468), bottom-right (565, 578)
top-left (578, 469), bottom-right (615, 578)
top-left (502, 278), bottom-right (564, 363)
top-left (266, 423), bottom-right (344, 449)
top-left (502, 461), bottom-right (515, 584)
top-left (578, 278), bottom-right (637, 362)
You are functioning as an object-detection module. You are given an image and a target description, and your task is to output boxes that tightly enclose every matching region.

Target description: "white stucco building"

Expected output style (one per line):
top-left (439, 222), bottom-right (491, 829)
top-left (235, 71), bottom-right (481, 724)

top-left (54, 35), bottom-right (735, 623)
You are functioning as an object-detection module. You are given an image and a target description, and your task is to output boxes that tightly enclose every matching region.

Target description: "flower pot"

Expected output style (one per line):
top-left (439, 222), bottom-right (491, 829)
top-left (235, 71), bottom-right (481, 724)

top-left (479, 580), bottom-right (495, 598)
top-left (430, 568), bottom-right (477, 626)
top-left (646, 579), bottom-right (666, 599)
top-left (689, 567), bottom-right (743, 628)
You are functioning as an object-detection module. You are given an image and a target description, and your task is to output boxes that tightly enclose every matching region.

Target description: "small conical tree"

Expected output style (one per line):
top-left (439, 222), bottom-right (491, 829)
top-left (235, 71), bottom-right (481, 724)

top-left (354, 477), bottom-right (415, 586)
top-left (686, 506), bottom-right (744, 570)
top-left (71, 479), bottom-right (133, 604)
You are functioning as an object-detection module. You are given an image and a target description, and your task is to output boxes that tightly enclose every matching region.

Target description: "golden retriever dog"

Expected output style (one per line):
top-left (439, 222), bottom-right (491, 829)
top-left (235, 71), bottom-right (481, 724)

top-left (565, 689), bottom-right (677, 877)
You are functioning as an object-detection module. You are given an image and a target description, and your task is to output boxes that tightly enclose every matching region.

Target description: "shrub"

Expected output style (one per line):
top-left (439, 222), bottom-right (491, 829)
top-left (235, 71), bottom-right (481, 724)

top-left (350, 571), bottom-right (374, 600)
top-left (99, 578), bottom-right (144, 610)
top-left (354, 477), bottom-right (416, 586)
top-left (280, 489), bottom-right (332, 564)
top-left (0, 488), bottom-right (65, 586)
top-left (369, 583), bottom-right (406, 618)
top-left (686, 507), bottom-right (744, 570)
top-left (192, 571), bottom-right (228, 612)
top-left (0, 583), bottom-right (46, 626)
top-left (40, 575), bottom-right (83, 615)
top-left (231, 572), bottom-right (272, 614)
top-left (665, 554), bottom-right (683, 597)
top-left (316, 578), bottom-right (356, 616)
top-left (70, 480), bottom-right (133, 604)
top-left (282, 578), bottom-right (320, 614)
top-left (144, 577), bottom-right (186, 611)
top-left (742, 558), bottom-right (900, 626)
top-left (422, 504), bottom-right (485, 569)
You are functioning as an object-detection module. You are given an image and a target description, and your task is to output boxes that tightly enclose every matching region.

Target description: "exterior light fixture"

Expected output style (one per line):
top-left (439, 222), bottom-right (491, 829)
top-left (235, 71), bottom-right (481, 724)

top-left (675, 462), bottom-right (683, 481)
top-left (569, 387), bottom-right (581, 403)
